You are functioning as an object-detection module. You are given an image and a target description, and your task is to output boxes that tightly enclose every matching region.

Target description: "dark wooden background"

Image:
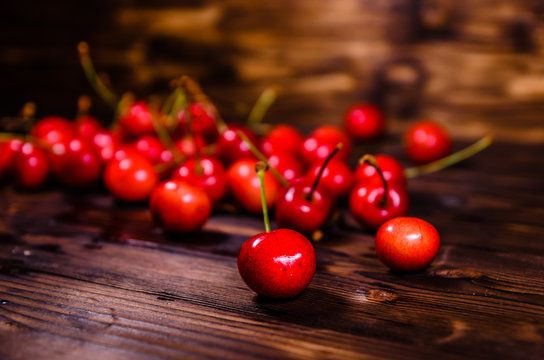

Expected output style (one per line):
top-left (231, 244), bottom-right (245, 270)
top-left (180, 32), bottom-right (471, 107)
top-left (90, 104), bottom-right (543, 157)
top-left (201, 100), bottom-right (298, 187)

top-left (1, 1), bottom-right (544, 359)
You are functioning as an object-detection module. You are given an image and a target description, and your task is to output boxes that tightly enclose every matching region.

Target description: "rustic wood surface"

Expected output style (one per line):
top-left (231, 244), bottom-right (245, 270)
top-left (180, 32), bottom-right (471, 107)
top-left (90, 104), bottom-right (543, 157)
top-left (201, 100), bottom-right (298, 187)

top-left (0, 137), bottom-right (543, 360)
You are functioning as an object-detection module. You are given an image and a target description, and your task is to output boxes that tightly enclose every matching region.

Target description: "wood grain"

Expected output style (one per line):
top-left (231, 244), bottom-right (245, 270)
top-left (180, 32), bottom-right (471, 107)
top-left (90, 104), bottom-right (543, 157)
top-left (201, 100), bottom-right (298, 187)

top-left (0, 140), bottom-right (543, 359)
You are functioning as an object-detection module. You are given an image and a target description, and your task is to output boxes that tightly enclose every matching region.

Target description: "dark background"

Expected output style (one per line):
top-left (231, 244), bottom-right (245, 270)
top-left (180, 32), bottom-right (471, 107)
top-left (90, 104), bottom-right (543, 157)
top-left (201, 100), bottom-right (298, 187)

top-left (1, 0), bottom-right (543, 142)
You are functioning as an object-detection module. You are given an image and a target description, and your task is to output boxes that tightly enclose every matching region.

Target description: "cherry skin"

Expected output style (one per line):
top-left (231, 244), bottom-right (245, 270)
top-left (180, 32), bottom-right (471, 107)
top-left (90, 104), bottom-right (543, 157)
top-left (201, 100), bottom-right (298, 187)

top-left (227, 159), bottom-right (279, 213)
top-left (237, 228), bottom-right (316, 298)
top-left (103, 152), bottom-right (159, 202)
top-left (75, 115), bottom-right (103, 140)
top-left (267, 151), bottom-right (305, 184)
top-left (354, 154), bottom-right (406, 188)
top-left (349, 182), bottom-right (409, 229)
top-left (404, 120), bottom-right (452, 163)
top-left (260, 124), bottom-right (304, 156)
top-left (172, 156), bottom-right (227, 205)
top-left (306, 159), bottom-right (353, 198)
top-left (49, 138), bottom-right (103, 187)
top-left (0, 138), bottom-right (23, 178)
top-left (216, 124), bottom-right (258, 165)
top-left (177, 102), bottom-right (218, 141)
top-left (301, 125), bottom-right (352, 165)
top-left (343, 103), bottom-right (385, 141)
top-left (90, 129), bottom-right (122, 163)
top-left (31, 116), bottom-right (75, 146)
top-left (275, 178), bottom-right (332, 234)
top-left (174, 134), bottom-right (208, 159)
top-left (14, 142), bottom-right (50, 189)
top-left (131, 135), bottom-right (169, 165)
top-left (375, 217), bottom-right (440, 271)
top-left (150, 180), bottom-right (212, 232)
top-left (118, 101), bottom-right (156, 138)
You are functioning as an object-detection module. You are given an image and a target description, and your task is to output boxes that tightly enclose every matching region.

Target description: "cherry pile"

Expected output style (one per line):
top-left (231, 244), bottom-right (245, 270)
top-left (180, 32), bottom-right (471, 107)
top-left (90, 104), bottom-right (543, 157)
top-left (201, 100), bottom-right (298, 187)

top-left (0, 44), bottom-right (493, 298)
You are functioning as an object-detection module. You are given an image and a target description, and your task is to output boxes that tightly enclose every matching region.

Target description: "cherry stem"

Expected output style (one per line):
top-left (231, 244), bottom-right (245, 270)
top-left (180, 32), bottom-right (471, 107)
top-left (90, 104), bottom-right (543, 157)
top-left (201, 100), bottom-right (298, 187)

top-left (149, 95), bottom-right (184, 164)
top-left (404, 135), bottom-right (494, 179)
top-left (77, 95), bottom-right (92, 118)
top-left (255, 162), bottom-right (271, 233)
top-left (77, 42), bottom-right (119, 109)
top-left (182, 101), bottom-right (203, 176)
top-left (247, 87), bottom-right (278, 125)
top-left (236, 130), bottom-right (289, 188)
top-left (306, 143), bottom-right (343, 202)
top-left (359, 154), bottom-right (388, 207)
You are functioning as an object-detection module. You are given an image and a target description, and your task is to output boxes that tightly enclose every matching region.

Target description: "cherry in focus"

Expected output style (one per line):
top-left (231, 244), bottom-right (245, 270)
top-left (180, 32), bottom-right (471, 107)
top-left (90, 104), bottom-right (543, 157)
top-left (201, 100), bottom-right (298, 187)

top-left (172, 156), bottom-right (227, 204)
top-left (404, 120), bottom-right (452, 163)
top-left (150, 180), bottom-right (212, 232)
top-left (375, 217), bottom-right (440, 271)
top-left (343, 103), bottom-right (385, 141)
top-left (306, 159), bottom-right (353, 198)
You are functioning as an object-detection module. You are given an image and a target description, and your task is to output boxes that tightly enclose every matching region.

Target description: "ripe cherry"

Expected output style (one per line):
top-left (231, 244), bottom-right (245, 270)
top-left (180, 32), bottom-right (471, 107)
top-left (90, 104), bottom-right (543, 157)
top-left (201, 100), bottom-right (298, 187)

top-left (0, 138), bottom-right (23, 178)
top-left (343, 103), bottom-right (385, 141)
top-left (267, 151), bottom-right (305, 184)
top-left (237, 162), bottom-right (316, 298)
top-left (104, 152), bottom-right (159, 202)
top-left (118, 101), bottom-right (156, 138)
top-left (260, 124), bottom-right (304, 156)
top-left (14, 142), bottom-right (50, 189)
top-left (227, 159), bottom-right (279, 213)
top-left (90, 129), bottom-right (122, 163)
top-left (216, 124), bottom-right (258, 165)
top-left (49, 138), bottom-right (102, 187)
top-left (354, 154), bottom-right (406, 188)
top-left (172, 157), bottom-right (227, 204)
top-left (150, 180), bottom-right (212, 232)
top-left (375, 217), bottom-right (440, 271)
top-left (31, 116), bottom-right (75, 146)
top-left (75, 114), bottom-right (103, 140)
top-left (306, 159), bottom-right (353, 198)
top-left (177, 102), bottom-right (218, 141)
top-left (404, 120), bottom-right (452, 163)
top-left (301, 125), bottom-right (352, 165)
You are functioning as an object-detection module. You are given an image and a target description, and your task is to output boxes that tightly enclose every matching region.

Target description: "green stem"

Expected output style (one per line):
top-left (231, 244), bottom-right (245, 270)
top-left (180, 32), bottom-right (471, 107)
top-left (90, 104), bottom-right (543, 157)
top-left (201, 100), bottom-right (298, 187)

top-left (306, 143), bottom-right (343, 202)
top-left (404, 135), bottom-right (494, 179)
top-left (359, 154), bottom-right (388, 207)
top-left (247, 87), bottom-right (278, 125)
top-left (77, 42), bottom-right (118, 109)
top-left (236, 130), bottom-right (289, 188)
top-left (255, 162), bottom-right (271, 233)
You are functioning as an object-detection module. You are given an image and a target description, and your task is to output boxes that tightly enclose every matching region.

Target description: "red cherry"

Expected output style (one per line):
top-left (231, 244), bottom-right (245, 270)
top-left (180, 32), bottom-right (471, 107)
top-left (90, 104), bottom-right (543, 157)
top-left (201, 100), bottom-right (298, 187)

top-left (306, 159), bottom-right (353, 198)
top-left (376, 217), bottom-right (440, 271)
top-left (150, 180), bottom-right (212, 232)
top-left (75, 115), bottom-right (103, 139)
top-left (343, 103), bottom-right (385, 140)
top-left (174, 135), bottom-right (208, 159)
top-left (216, 124), bottom-right (258, 165)
top-left (14, 142), bottom-right (50, 188)
top-left (267, 151), bottom-right (305, 184)
top-left (31, 116), bottom-right (75, 146)
top-left (404, 120), bottom-right (452, 163)
top-left (354, 154), bottom-right (406, 187)
top-left (260, 124), bottom-right (304, 156)
top-left (177, 102), bottom-right (219, 141)
top-left (104, 153), bottom-right (159, 202)
top-left (275, 178), bottom-right (332, 234)
top-left (227, 159), bottom-right (279, 213)
top-left (172, 157), bottom-right (227, 204)
top-left (131, 135), bottom-right (168, 165)
top-left (0, 138), bottom-right (23, 178)
top-left (49, 138), bottom-right (102, 187)
top-left (301, 125), bottom-right (352, 164)
top-left (118, 101), bottom-right (156, 138)
top-left (349, 182), bottom-right (409, 229)
top-left (237, 228), bottom-right (316, 298)
top-left (90, 129), bottom-right (122, 163)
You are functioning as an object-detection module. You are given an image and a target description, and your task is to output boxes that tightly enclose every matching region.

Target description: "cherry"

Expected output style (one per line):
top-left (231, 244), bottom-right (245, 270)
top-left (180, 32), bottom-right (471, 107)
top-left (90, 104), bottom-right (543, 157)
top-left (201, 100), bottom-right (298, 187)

top-left (75, 114), bottom-right (103, 140)
top-left (172, 156), bottom-right (227, 204)
top-left (150, 179), bottom-right (212, 232)
top-left (343, 103), bottom-right (385, 141)
top-left (0, 138), bottom-right (23, 178)
top-left (174, 134), bottom-right (208, 159)
top-left (404, 120), bottom-right (452, 163)
top-left (49, 138), bottom-right (102, 187)
top-left (267, 151), bottom-right (305, 184)
top-left (177, 102), bottom-right (218, 141)
top-left (31, 116), bottom-right (75, 146)
top-left (260, 124), bottom-right (304, 156)
top-left (216, 124), bottom-right (258, 165)
top-left (118, 101), bottom-right (156, 138)
top-left (90, 129), bottom-right (122, 163)
top-left (14, 142), bottom-right (50, 189)
top-left (349, 155), bottom-right (409, 229)
top-left (301, 125), bottom-right (352, 165)
top-left (227, 158), bottom-right (279, 213)
top-left (237, 162), bottom-right (316, 298)
top-left (131, 135), bottom-right (169, 165)
top-left (375, 217), bottom-right (440, 271)
top-left (306, 159), bottom-right (353, 198)
top-left (104, 152), bottom-right (159, 202)
top-left (354, 154), bottom-right (406, 188)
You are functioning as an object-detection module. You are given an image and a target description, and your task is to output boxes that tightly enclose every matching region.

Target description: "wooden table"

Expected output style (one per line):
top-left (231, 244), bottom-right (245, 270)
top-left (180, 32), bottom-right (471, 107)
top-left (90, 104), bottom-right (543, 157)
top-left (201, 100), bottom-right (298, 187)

top-left (0, 139), bottom-right (543, 360)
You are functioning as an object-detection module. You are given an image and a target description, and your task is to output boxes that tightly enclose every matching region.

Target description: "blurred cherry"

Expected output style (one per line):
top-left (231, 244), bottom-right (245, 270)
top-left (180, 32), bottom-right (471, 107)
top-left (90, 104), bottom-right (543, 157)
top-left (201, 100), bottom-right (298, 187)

top-left (343, 103), bottom-right (385, 141)
top-left (172, 156), bottom-right (227, 204)
top-left (301, 125), bottom-right (352, 164)
top-left (404, 120), bottom-right (452, 163)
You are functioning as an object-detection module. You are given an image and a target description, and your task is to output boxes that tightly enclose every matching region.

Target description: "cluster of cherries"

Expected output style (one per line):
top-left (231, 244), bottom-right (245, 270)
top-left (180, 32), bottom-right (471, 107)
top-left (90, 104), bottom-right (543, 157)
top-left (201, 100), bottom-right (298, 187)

top-left (0, 44), bottom-right (492, 298)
